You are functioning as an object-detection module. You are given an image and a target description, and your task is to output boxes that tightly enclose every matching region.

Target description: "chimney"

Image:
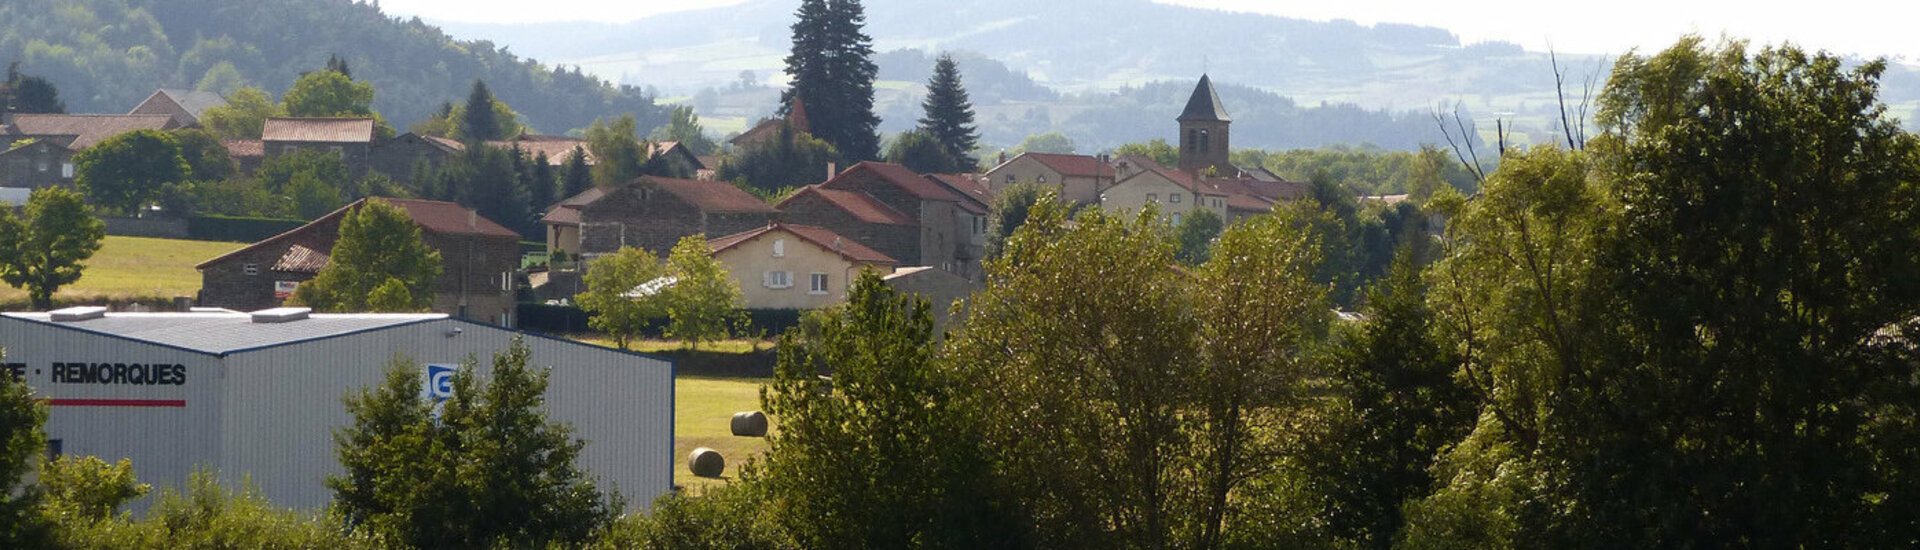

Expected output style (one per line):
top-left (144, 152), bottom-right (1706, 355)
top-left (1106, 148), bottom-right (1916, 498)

top-left (997, 150), bottom-right (1007, 165)
top-left (468, 210), bottom-right (477, 230)
top-left (833, 236), bottom-right (843, 251)
top-left (826, 161), bottom-right (837, 181)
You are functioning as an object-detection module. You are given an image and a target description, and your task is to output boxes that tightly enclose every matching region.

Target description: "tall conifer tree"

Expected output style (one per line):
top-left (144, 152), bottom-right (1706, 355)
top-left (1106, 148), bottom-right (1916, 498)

top-left (917, 54), bottom-right (980, 169)
top-left (781, 0), bottom-right (880, 161)
top-left (462, 80), bottom-right (502, 142)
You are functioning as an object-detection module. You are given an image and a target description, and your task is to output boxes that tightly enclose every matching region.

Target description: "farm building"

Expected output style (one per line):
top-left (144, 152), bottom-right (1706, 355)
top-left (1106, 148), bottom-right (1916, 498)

top-left (0, 306), bottom-right (673, 512)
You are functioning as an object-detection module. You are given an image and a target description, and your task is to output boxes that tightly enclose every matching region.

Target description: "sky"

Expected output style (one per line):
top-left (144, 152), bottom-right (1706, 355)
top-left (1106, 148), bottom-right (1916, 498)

top-left (374, 0), bottom-right (1919, 61)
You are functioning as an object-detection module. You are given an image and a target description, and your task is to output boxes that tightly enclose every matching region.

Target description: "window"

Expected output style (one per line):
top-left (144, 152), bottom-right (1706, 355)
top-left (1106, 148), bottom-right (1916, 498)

top-left (809, 273), bottom-right (829, 294)
top-left (764, 270), bottom-right (793, 289)
top-left (772, 238), bottom-right (785, 258)
top-left (36, 160), bottom-right (47, 172)
top-left (243, 263), bottom-right (259, 276)
top-left (1199, 129), bottom-right (1210, 152)
top-left (1170, 193), bottom-right (1181, 204)
top-left (61, 162), bottom-right (73, 178)
top-left (1147, 193), bottom-right (1158, 203)
top-left (1004, 174), bottom-right (1016, 183)
top-left (1172, 213), bottom-right (1183, 225)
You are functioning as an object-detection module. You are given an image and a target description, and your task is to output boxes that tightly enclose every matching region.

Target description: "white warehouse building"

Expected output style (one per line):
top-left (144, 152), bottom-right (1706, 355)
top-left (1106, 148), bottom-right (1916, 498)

top-left (0, 307), bottom-right (673, 512)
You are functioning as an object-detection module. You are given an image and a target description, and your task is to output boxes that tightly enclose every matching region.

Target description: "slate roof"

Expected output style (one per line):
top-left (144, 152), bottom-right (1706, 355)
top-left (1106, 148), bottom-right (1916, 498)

top-left (780, 186), bottom-right (917, 226)
top-left (262, 117), bottom-right (375, 143)
top-left (1, 311), bottom-right (445, 355)
top-left (1178, 74), bottom-right (1232, 122)
top-left (3, 114), bottom-right (178, 149)
top-left (709, 223), bottom-right (897, 265)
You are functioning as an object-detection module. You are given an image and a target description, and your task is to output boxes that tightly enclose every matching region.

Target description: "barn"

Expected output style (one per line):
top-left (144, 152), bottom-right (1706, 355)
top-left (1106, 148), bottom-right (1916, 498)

top-left (0, 306), bottom-right (673, 512)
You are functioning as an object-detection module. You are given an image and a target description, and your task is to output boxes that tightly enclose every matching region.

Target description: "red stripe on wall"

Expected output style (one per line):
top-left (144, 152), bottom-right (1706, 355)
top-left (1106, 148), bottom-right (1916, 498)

top-left (43, 399), bottom-right (186, 408)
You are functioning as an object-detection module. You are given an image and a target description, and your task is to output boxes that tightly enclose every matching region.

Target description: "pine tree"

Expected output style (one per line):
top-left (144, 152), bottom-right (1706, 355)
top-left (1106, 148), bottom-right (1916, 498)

top-left (917, 54), bottom-right (980, 169)
top-left (560, 146), bottom-right (592, 199)
top-left (781, 0), bottom-right (880, 161)
top-left (462, 80), bottom-right (502, 143)
top-left (529, 151), bottom-right (556, 212)
top-left (324, 54), bottom-right (352, 79)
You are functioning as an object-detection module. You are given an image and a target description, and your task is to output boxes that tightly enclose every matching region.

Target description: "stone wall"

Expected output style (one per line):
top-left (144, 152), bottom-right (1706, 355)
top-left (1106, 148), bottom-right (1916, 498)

top-left (778, 192), bottom-right (919, 267)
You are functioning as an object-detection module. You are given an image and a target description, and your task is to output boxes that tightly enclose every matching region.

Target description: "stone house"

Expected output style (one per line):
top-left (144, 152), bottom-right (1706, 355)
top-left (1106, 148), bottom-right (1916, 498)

top-left (542, 176), bottom-right (779, 259)
top-left (923, 173), bottom-right (991, 271)
top-left (984, 152), bottom-right (1115, 206)
top-left (196, 197), bottom-right (522, 324)
top-left (707, 222), bottom-right (896, 310)
top-left (1105, 155), bottom-right (1230, 225)
top-left (0, 113), bottom-right (181, 188)
top-left (128, 89), bottom-right (227, 127)
top-left (367, 132), bottom-right (464, 185)
top-left (260, 117), bottom-right (376, 176)
top-left (780, 161), bottom-right (976, 276)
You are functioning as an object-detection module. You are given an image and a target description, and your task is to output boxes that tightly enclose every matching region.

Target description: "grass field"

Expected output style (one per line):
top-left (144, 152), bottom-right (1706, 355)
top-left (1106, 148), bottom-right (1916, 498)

top-left (0, 235), bottom-right (243, 307)
top-left (675, 376), bottom-right (771, 489)
top-left (568, 336), bottom-right (774, 354)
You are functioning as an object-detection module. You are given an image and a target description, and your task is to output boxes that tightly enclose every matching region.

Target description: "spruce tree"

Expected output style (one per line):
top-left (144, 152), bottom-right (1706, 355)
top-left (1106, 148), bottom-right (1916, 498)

top-left (462, 80), bottom-right (502, 143)
top-left (561, 146), bottom-right (592, 199)
top-left (530, 151), bottom-right (556, 211)
top-left (781, 0), bottom-right (880, 161)
top-left (917, 53), bottom-right (980, 169)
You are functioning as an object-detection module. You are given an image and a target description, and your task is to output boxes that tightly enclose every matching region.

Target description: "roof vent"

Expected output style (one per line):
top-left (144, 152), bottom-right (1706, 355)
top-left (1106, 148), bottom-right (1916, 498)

top-left (250, 307), bottom-right (311, 323)
top-left (49, 306), bottom-right (108, 322)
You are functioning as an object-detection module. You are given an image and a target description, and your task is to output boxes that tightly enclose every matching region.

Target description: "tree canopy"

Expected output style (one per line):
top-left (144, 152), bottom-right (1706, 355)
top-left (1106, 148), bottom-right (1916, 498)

top-left (916, 53), bottom-right (980, 169)
top-left (781, 0), bottom-right (881, 161)
top-left (73, 129), bottom-right (189, 214)
top-left (290, 199), bottom-right (442, 312)
top-left (0, 188), bottom-right (105, 311)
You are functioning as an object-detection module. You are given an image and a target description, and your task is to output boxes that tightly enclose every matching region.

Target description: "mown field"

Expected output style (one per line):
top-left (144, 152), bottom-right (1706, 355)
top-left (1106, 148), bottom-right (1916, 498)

top-left (0, 235), bottom-right (243, 308)
top-left (673, 376), bottom-right (771, 490)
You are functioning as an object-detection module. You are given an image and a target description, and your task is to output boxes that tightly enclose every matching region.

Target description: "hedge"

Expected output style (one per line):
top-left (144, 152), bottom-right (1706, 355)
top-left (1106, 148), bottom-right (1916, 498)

top-left (515, 304), bottom-right (804, 339)
top-left (187, 215), bottom-right (306, 242)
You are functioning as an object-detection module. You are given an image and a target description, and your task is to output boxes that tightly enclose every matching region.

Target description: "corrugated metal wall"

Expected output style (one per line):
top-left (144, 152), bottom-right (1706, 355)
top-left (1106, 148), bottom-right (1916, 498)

top-left (0, 318), bottom-right (225, 513)
top-left (221, 319), bottom-right (673, 511)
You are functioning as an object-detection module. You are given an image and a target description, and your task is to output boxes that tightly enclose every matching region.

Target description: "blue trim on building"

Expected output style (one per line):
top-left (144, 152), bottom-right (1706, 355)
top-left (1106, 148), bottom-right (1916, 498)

top-left (216, 317), bottom-right (446, 356)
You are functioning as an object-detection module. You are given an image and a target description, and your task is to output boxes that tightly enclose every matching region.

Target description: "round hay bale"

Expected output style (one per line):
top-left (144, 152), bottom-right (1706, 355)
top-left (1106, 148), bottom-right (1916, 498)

top-left (730, 411), bottom-right (769, 437)
top-left (688, 447), bottom-right (725, 478)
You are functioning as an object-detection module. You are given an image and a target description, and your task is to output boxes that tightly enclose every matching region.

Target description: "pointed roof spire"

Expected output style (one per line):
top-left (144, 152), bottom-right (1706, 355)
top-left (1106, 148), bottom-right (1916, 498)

top-left (1178, 74), bottom-right (1231, 122)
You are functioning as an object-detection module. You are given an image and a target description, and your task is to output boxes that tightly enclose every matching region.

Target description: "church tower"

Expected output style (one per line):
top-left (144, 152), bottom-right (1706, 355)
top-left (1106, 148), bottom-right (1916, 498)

top-left (1177, 74), bottom-right (1232, 176)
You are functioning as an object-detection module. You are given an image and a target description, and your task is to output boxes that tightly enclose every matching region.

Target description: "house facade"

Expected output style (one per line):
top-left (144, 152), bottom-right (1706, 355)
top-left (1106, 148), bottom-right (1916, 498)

top-left (708, 223), bottom-right (896, 310)
top-left (780, 162), bottom-right (981, 277)
top-left (1106, 156), bottom-right (1230, 224)
top-left (984, 152), bottom-right (1114, 206)
top-left (0, 138), bottom-right (76, 189)
top-left (196, 198), bottom-right (522, 323)
top-left (368, 132), bottom-right (464, 185)
top-left (260, 117), bottom-right (376, 176)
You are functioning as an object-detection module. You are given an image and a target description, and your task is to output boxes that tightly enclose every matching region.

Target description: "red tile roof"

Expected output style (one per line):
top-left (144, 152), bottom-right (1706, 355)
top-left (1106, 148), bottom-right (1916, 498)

top-left (1116, 155), bottom-right (1225, 196)
top-left (826, 161), bottom-right (960, 201)
top-left (196, 197), bottom-right (516, 270)
top-left (262, 117), bottom-right (375, 143)
top-left (924, 173), bottom-right (990, 214)
top-left (647, 176), bottom-right (780, 214)
top-left (709, 222), bottom-right (897, 265)
top-left (780, 186), bottom-right (917, 226)
top-left (223, 139), bottom-right (264, 158)
top-left (1020, 152), bottom-right (1116, 178)
top-left (5, 114), bottom-right (178, 149)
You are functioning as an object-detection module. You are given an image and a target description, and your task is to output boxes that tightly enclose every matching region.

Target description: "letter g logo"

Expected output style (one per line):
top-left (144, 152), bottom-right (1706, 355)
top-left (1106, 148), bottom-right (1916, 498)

top-left (422, 364), bottom-right (457, 402)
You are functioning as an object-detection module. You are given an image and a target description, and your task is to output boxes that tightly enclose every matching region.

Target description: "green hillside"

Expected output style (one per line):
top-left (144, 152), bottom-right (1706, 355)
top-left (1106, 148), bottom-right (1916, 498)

top-left (0, 0), bottom-right (667, 135)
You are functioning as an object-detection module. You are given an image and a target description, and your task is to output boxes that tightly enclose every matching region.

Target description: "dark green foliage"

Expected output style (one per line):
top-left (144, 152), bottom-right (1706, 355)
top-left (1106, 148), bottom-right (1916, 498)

top-left (650, 105), bottom-right (717, 156)
top-left (759, 272), bottom-right (1019, 548)
top-left (331, 340), bottom-right (621, 549)
top-left (0, 0), bottom-right (665, 134)
top-left (982, 181), bottom-right (1043, 259)
top-left (560, 146), bottom-right (592, 199)
top-left (324, 53), bottom-right (351, 78)
top-left (176, 180), bottom-right (296, 219)
top-left (73, 129), bottom-right (190, 214)
top-left (290, 199), bottom-right (441, 311)
top-left (170, 128), bottom-right (236, 182)
top-left (254, 149), bottom-right (349, 193)
top-left (449, 143), bottom-right (532, 237)
top-left (0, 187), bottom-right (106, 310)
top-left (529, 151), bottom-right (557, 211)
top-left (781, 0), bottom-right (880, 161)
top-left (595, 484), bottom-right (793, 550)
top-left (1237, 144), bottom-right (1479, 197)
top-left (883, 128), bottom-right (958, 174)
top-left (0, 355), bottom-right (53, 548)
top-left (586, 114), bottom-right (646, 186)
top-left (5, 62), bottom-right (63, 113)
top-left (459, 79), bottom-right (503, 142)
top-left (718, 121), bottom-right (838, 194)
top-left (185, 215), bottom-right (305, 242)
top-left (1173, 206), bottom-right (1223, 265)
top-left (1305, 247), bottom-right (1472, 548)
top-left (1113, 138), bottom-right (1178, 168)
top-left (917, 53), bottom-right (980, 168)
top-left (57, 470), bottom-right (383, 549)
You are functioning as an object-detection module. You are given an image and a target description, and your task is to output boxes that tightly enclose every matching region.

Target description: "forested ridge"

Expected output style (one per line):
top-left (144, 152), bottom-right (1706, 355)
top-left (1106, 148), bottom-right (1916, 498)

top-left (0, 0), bottom-right (666, 134)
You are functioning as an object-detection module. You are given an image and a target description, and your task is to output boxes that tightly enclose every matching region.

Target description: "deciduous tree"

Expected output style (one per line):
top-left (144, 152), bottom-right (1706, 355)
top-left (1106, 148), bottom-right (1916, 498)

top-left (289, 199), bottom-right (442, 312)
top-left (883, 129), bottom-right (957, 174)
top-left (661, 235), bottom-right (743, 348)
top-left (574, 246), bottom-right (667, 350)
top-left (0, 187), bottom-right (106, 310)
top-left (200, 87), bottom-right (284, 140)
top-left (73, 129), bottom-right (189, 214)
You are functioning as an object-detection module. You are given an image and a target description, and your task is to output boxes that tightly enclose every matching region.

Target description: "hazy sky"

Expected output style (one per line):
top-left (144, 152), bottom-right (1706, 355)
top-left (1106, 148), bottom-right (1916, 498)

top-left (376, 0), bottom-right (1918, 61)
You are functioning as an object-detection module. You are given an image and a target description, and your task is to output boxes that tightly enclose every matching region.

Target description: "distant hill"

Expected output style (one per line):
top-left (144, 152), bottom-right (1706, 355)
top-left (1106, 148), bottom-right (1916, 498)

top-left (0, 0), bottom-right (666, 135)
top-left (439, 0), bottom-right (1920, 148)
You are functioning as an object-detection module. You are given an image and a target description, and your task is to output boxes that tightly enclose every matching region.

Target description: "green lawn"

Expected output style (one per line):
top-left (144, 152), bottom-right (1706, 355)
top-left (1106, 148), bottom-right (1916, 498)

top-left (674, 376), bottom-right (771, 490)
top-left (0, 235), bottom-right (244, 307)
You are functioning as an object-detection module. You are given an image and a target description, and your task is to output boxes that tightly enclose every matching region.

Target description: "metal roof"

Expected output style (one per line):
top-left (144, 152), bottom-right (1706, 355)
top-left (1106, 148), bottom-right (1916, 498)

top-left (1, 311), bottom-right (446, 355)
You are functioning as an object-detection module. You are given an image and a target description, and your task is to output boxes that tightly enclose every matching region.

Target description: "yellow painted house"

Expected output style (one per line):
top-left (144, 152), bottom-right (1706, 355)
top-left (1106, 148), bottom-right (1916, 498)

top-left (709, 223), bottom-right (898, 310)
